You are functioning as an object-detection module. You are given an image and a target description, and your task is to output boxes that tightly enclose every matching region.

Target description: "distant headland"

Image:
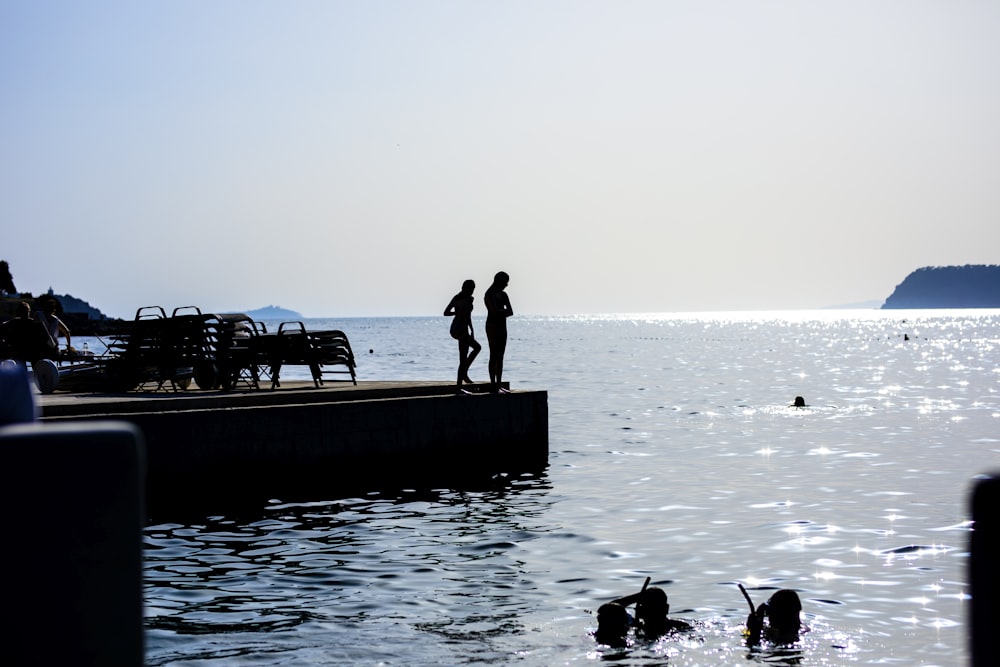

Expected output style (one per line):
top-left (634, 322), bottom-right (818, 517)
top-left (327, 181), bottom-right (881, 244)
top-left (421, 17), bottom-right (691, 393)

top-left (2, 262), bottom-right (306, 335)
top-left (0, 281), bottom-right (123, 335)
top-left (0, 290), bottom-right (306, 334)
top-left (882, 265), bottom-right (1000, 309)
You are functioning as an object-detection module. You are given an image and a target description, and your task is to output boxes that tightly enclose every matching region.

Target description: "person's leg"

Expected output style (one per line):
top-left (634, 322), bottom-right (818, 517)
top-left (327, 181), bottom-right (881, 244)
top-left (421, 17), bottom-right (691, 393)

top-left (465, 338), bottom-right (481, 383)
top-left (486, 329), bottom-right (499, 386)
top-left (456, 339), bottom-right (469, 386)
top-left (493, 332), bottom-right (508, 389)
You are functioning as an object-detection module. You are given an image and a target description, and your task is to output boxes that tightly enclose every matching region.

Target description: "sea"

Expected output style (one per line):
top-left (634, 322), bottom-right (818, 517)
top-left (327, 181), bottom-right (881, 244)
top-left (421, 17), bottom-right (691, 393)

top-left (96, 309), bottom-right (999, 666)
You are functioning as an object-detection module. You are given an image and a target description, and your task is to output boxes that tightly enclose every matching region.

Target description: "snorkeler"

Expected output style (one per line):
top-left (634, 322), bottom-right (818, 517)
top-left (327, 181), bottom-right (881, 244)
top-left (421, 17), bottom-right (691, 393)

top-left (741, 586), bottom-right (803, 646)
top-left (632, 586), bottom-right (692, 637)
top-left (603, 578), bottom-right (692, 641)
top-left (594, 602), bottom-right (632, 647)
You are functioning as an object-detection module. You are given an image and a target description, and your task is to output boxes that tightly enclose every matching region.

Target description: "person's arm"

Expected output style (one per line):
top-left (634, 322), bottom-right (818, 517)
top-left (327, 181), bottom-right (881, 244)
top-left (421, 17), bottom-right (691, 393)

top-left (667, 618), bottom-right (693, 632)
top-left (738, 583), bottom-right (763, 646)
top-left (745, 607), bottom-right (765, 646)
top-left (57, 318), bottom-right (71, 348)
top-left (611, 592), bottom-right (643, 607)
top-left (611, 577), bottom-right (650, 608)
top-left (37, 320), bottom-right (56, 350)
top-left (444, 297), bottom-right (457, 317)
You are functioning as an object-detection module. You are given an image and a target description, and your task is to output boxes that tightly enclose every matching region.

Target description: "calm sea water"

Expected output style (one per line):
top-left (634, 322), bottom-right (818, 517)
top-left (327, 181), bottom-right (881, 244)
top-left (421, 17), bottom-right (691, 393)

top-left (131, 310), bottom-right (1000, 666)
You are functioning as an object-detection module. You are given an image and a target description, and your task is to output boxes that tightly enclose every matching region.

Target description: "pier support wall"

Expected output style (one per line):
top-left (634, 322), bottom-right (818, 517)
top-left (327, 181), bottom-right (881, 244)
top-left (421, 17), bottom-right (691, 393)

top-left (43, 390), bottom-right (548, 501)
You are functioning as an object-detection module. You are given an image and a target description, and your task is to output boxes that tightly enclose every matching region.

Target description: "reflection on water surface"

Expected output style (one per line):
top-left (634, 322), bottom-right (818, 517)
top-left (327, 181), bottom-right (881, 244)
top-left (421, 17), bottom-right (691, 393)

top-left (144, 311), bottom-right (999, 665)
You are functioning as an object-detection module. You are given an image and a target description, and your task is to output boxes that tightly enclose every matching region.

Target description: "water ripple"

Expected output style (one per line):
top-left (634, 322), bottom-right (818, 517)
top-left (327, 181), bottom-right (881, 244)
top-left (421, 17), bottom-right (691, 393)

top-left (144, 312), bottom-right (999, 665)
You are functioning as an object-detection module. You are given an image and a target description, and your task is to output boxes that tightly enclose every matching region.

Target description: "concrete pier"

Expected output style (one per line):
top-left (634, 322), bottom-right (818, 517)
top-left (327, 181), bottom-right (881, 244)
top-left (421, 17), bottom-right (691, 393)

top-left (39, 382), bottom-right (549, 507)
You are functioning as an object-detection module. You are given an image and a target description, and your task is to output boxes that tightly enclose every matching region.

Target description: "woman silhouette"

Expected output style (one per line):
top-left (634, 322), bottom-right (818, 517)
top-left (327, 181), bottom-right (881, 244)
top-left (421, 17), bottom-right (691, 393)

top-left (443, 279), bottom-right (481, 389)
top-left (484, 271), bottom-right (513, 393)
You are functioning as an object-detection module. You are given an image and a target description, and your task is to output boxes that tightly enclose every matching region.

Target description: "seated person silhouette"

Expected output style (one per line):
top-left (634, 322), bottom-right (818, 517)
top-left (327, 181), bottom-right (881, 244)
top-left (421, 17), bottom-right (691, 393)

top-left (746, 589), bottom-right (803, 646)
top-left (594, 602), bottom-right (631, 647)
top-left (0, 302), bottom-right (55, 363)
top-left (34, 299), bottom-right (72, 353)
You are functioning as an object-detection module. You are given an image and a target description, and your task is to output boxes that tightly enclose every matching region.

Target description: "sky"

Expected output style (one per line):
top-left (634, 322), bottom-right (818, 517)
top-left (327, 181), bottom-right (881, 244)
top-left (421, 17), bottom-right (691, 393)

top-left (2, 1), bottom-right (998, 319)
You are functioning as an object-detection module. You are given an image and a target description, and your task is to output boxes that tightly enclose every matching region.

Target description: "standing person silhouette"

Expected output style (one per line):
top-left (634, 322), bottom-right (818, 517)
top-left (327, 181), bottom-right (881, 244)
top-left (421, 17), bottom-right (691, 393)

top-left (444, 279), bottom-right (481, 390)
top-left (484, 271), bottom-right (513, 393)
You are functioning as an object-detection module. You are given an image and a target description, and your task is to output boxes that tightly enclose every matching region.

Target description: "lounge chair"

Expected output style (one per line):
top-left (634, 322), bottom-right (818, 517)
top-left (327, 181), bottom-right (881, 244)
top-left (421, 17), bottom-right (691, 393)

top-left (266, 322), bottom-right (358, 388)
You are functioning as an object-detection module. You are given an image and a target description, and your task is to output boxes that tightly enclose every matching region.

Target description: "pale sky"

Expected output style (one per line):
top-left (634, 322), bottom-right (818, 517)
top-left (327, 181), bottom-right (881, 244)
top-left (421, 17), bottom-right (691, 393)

top-left (2, 1), bottom-right (998, 319)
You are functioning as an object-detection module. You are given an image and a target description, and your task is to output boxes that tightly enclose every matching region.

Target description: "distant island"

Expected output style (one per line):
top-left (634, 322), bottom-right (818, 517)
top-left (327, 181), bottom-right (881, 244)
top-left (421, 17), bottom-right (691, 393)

top-left (242, 305), bottom-right (304, 320)
top-left (882, 265), bottom-right (1000, 309)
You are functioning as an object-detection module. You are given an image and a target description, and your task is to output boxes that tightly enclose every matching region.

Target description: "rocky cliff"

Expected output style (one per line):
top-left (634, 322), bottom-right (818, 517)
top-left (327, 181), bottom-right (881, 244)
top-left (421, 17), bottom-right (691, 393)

top-left (882, 265), bottom-right (1000, 309)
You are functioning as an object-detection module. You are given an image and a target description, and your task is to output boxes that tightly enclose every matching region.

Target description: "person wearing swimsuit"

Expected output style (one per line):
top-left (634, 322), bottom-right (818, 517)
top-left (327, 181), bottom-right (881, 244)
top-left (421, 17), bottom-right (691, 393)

top-left (444, 279), bottom-right (481, 389)
top-left (484, 271), bottom-right (513, 393)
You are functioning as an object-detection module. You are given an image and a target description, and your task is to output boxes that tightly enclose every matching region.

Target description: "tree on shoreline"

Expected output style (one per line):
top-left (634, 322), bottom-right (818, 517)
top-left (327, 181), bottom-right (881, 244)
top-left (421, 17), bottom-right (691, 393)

top-left (0, 260), bottom-right (16, 296)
